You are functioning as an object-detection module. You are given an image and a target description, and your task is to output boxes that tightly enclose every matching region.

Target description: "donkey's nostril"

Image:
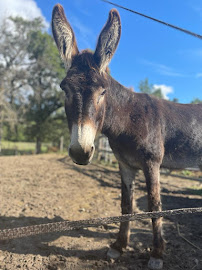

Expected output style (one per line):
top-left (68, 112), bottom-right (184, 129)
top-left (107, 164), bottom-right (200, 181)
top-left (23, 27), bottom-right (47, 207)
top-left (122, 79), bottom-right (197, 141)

top-left (68, 144), bottom-right (95, 165)
top-left (90, 146), bottom-right (94, 155)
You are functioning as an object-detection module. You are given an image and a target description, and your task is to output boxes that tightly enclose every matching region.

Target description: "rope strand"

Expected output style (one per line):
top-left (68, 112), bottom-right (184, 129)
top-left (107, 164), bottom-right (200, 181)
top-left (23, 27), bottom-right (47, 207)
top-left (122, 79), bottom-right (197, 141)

top-left (0, 207), bottom-right (202, 240)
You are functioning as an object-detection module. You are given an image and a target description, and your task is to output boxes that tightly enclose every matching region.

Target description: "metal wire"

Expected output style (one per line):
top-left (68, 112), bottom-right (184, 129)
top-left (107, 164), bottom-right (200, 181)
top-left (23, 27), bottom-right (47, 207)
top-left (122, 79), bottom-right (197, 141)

top-left (0, 207), bottom-right (202, 240)
top-left (102, 0), bottom-right (202, 40)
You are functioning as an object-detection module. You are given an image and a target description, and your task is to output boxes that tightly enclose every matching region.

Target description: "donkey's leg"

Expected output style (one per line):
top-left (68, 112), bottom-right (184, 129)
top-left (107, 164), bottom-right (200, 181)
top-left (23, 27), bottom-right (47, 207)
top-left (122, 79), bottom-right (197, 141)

top-left (144, 162), bottom-right (165, 270)
top-left (107, 163), bottom-right (137, 259)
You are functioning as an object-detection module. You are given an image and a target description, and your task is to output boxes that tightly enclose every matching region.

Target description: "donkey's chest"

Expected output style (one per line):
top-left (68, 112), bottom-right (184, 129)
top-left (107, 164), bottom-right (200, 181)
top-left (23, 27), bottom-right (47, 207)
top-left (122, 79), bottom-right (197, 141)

top-left (108, 136), bottom-right (160, 169)
top-left (112, 147), bottom-right (142, 169)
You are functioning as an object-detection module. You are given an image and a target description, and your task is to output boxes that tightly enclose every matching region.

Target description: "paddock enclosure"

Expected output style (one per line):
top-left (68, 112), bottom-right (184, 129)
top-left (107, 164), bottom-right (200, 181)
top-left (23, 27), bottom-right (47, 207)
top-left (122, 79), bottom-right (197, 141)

top-left (0, 154), bottom-right (201, 269)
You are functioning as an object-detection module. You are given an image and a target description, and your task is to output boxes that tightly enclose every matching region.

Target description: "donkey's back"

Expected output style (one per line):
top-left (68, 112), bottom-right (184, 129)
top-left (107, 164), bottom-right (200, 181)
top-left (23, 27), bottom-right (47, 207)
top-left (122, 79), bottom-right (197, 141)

top-left (159, 99), bottom-right (202, 169)
top-left (130, 93), bottom-right (202, 169)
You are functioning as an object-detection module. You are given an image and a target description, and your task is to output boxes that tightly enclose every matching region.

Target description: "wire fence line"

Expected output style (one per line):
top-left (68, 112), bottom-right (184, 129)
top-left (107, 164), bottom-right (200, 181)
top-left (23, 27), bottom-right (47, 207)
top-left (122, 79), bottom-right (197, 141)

top-left (0, 207), bottom-right (202, 241)
top-left (102, 0), bottom-right (202, 40)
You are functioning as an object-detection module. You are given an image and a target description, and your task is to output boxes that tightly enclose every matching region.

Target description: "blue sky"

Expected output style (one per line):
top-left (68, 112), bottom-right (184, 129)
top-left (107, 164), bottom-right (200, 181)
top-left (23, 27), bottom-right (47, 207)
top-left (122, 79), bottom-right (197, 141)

top-left (2, 0), bottom-right (202, 103)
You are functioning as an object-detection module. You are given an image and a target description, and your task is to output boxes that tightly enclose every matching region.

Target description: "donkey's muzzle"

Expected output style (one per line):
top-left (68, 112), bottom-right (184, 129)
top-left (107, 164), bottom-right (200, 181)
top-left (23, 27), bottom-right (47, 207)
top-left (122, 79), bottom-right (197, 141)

top-left (69, 144), bottom-right (95, 165)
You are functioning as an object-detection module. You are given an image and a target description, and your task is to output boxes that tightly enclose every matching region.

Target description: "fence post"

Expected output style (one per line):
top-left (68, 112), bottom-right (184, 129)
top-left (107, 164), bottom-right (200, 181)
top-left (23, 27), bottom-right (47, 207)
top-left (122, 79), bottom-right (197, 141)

top-left (60, 136), bottom-right (64, 152)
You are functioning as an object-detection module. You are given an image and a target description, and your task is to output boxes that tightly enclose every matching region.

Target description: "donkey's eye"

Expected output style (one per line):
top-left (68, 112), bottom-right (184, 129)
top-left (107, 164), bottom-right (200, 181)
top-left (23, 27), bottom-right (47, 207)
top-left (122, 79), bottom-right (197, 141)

top-left (97, 89), bottom-right (106, 104)
top-left (101, 90), bottom-right (106, 96)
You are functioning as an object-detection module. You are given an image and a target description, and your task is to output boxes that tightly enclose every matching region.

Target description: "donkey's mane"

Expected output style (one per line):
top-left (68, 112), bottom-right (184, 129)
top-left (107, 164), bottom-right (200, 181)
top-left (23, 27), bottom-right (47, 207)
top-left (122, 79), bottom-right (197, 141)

top-left (71, 50), bottom-right (97, 71)
top-left (64, 50), bottom-right (112, 91)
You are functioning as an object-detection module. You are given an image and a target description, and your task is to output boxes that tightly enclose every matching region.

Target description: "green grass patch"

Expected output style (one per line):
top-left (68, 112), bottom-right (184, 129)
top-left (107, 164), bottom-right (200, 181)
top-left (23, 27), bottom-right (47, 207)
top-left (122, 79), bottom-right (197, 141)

top-left (1, 141), bottom-right (50, 155)
top-left (2, 141), bottom-right (36, 150)
top-left (181, 170), bottom-right (193, 176)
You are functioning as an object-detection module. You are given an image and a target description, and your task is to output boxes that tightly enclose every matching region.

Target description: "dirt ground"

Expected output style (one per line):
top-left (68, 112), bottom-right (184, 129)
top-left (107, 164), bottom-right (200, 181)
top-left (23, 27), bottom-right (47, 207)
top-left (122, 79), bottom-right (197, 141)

top-left (0, 154), bottom-right (202, 270)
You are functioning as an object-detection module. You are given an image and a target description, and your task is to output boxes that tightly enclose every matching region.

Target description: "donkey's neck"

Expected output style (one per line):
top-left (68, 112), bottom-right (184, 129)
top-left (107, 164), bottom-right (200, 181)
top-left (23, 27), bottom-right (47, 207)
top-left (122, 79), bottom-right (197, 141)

top-left (102, 76), bottom-right (135, 138)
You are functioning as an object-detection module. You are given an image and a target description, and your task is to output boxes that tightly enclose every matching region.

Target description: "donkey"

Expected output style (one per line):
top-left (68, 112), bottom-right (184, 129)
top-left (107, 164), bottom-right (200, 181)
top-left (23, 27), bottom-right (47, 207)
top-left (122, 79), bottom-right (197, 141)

top-left (52, 4), bottom-right (202, 269)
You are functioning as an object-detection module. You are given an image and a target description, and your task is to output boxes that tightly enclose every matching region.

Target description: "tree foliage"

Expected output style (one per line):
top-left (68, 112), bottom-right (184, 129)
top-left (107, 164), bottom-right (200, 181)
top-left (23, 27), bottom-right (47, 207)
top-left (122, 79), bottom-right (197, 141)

top-left (0, 16), bottom-right (67, 153)
top-left (25, 30), bottom-right (65, 153)
top-left (191, 98), bottom-right (202, 104)
top-left (138, 78), bottom-right (164, 99)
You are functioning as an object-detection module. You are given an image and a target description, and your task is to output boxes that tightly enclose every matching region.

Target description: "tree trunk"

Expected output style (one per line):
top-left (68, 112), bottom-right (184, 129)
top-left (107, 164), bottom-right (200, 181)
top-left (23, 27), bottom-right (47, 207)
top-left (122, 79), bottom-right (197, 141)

top-left (0, 105), bottom-right (3, 153)
top-left (36, 136), bottom-right (41, 154)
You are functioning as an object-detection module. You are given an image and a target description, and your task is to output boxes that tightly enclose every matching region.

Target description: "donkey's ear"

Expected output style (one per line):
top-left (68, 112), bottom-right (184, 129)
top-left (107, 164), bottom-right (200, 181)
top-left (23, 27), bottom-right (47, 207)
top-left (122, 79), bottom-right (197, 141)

top-left (52, 4), bottom-right (79, 71)
top-left (94, 9), bottom-right (121, 73)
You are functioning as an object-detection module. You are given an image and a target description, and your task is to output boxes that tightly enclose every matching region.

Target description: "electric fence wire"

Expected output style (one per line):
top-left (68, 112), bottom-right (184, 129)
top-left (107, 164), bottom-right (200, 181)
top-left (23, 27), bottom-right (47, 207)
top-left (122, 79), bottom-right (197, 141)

top-left (102, 0), bottom-right (202, 40)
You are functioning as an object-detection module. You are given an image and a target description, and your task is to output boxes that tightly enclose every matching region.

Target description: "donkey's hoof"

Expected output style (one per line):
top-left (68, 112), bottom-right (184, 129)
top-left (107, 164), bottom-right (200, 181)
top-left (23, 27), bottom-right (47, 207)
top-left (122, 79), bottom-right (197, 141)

top-left (107, 247), bottom-right (121, 260)
top-left (148, 257), bottom-right (163, 270)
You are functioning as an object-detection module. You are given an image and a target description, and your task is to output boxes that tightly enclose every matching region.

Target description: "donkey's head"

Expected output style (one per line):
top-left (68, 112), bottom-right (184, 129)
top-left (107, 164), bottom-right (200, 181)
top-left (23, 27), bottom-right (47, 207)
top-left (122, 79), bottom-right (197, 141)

top-left (52, 4), bottom-right (121, 165)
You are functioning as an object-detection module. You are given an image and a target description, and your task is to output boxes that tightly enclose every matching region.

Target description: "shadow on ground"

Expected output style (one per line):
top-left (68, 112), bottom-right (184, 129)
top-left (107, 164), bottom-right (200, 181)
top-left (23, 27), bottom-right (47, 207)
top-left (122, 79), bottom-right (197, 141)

top-left (58, 157), bottom-right (121, 189)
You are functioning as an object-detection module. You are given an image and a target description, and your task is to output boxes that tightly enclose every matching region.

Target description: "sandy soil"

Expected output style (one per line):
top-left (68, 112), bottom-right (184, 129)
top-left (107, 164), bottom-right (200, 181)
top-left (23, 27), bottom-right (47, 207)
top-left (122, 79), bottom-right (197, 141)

top-left (0, 154), bottom-right (201, 270)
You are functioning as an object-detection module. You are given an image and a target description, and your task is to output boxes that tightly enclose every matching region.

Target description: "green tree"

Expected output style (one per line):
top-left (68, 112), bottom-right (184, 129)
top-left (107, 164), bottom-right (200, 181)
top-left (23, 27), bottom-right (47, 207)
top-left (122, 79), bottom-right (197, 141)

top-left (139, 78), bottom-right (152, 94)
top-left (0, 17), bottom-right (43, 106)
top-left (0, 16), bottom-right (68, 154)
top-left (138, 78), bottom-right (164, 99)
top-left (41, 108), bottom-right (70, 148)
top-left (171, 98), bottom-right (179, 103)
top-left (191, 98), bottom-right (202, 104)
top-left (0, 16), bottom-right (44, 145)
top-left (26, 30), bottom-right (65, 153)
top-left (0, 17), bottom-right (43, 149)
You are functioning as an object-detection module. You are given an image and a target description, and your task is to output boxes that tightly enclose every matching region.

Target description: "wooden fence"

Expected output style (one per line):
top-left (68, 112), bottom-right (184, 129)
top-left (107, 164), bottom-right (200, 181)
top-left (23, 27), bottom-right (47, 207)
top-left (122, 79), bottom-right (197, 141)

top-left (96, 135), bottom-right (115, 164)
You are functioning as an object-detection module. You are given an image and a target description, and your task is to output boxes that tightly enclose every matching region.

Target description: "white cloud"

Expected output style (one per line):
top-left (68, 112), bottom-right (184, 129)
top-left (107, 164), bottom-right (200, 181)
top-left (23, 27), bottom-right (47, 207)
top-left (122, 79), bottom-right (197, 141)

top-left (153, 84), bottom-right (174, 100)
top-left (0, 0), bottom-right (48, 27)
top-left (196, 73), bottom-right (202, 78)
top-left (142, 60), bottom-right (184, 77)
